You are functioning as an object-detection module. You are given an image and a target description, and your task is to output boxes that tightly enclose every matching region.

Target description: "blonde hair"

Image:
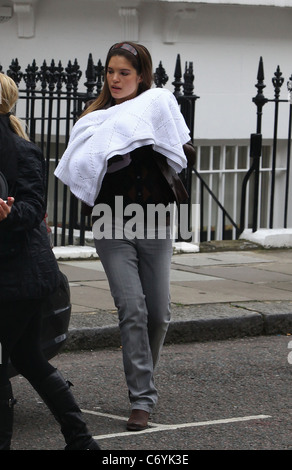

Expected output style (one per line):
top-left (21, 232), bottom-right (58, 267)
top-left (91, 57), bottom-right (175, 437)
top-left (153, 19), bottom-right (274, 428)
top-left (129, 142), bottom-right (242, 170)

top-left (81, 41), bottom-right (153, 118)
top-left (0, 73), bottom-right (29, 140)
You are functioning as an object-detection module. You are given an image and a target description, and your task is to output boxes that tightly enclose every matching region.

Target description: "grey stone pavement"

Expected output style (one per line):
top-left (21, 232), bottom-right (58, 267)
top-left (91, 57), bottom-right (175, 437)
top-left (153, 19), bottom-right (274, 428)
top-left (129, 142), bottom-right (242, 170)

top-left (57, 242), bottom-right (292, 351)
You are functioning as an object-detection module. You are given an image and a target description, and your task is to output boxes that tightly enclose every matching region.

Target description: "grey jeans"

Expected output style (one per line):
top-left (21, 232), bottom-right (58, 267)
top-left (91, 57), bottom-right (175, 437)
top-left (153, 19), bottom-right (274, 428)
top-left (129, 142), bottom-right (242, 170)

top-left (94, 227), bottom-right (172, 413)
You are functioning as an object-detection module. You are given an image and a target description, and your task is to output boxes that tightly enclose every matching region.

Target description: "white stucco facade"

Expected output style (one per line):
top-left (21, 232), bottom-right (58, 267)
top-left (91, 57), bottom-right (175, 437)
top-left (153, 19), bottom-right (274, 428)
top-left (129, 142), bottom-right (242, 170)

top-left (0, 0), bottom-right (291, 140)
top-left (0, 0), bottom-right (291, 235)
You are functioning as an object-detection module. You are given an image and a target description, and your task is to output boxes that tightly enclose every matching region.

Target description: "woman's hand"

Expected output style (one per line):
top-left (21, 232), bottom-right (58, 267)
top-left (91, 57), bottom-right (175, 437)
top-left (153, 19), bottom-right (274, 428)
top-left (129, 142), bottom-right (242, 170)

top-left (0, 197), bottom-right (14, 222)
top-left (183, 142), bottom-right (196, 168)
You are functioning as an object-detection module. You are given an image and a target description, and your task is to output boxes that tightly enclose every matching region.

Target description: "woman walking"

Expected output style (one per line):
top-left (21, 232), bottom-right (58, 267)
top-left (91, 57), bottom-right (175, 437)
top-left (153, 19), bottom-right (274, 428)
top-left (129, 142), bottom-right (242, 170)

top-left (0, 73), bottom-right (100, 450)
top-left (55, 42), bottom-right (195, 431)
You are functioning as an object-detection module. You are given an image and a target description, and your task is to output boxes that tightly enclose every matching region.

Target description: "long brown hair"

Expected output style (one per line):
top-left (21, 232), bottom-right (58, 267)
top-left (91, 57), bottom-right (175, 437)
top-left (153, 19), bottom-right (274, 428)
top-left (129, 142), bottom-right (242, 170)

top-left (81, 42), bottom-right (153, 117)
top-left (0, 73), bottom-right (29, 140)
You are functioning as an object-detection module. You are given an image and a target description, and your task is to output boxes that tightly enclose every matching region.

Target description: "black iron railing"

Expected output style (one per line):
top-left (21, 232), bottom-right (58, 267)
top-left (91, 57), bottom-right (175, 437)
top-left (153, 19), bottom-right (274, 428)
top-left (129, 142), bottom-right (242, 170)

top-left (2, 54), bottom-right (290, 245)
top-left (240, 57), bottom-right (292, 233)
top-left (2, 53), bottom-right (202, 245)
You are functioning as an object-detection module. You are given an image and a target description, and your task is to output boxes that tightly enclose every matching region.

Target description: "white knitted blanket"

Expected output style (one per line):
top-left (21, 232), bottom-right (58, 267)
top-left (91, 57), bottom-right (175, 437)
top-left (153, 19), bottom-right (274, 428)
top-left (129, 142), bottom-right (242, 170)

top-left (54, 88), bottom-right (190, 206)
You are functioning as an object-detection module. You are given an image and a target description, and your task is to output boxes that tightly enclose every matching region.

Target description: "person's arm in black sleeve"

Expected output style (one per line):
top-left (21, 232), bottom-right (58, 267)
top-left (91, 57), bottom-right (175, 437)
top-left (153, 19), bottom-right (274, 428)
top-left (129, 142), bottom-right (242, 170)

top-left (0, 140), bottom-right (46, 232)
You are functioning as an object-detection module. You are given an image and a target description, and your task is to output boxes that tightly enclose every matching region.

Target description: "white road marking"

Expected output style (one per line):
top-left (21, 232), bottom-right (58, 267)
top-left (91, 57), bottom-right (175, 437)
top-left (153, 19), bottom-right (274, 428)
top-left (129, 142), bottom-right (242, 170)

top-left (81, 409), bottom-right (271, 441)
top-left (82, 409), bottom-right (129, 422)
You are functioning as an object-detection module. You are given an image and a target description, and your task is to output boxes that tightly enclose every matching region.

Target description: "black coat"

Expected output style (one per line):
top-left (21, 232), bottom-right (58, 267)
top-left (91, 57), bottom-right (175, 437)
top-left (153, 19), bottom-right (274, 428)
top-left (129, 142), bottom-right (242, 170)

top-left (0, 115), bottom-right (60, 301)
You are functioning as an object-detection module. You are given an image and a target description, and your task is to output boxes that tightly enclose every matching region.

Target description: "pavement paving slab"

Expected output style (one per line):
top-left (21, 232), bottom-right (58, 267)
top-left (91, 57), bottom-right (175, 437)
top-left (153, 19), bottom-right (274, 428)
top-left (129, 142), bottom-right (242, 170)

top-left (56, 248), bottom-right (292, 351)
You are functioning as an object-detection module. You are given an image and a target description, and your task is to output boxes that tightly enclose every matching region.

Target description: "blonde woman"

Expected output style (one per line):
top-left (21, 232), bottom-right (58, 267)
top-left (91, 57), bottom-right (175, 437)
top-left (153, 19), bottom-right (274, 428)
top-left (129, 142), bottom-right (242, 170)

top-left (0, 74), bottom-right (100, 450)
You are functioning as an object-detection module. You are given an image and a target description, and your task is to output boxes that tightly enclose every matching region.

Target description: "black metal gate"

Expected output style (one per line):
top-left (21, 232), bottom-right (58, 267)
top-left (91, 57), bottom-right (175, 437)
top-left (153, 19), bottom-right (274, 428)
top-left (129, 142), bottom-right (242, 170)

top-left (2, 53), bottom-right (198, 246)
top-left (2, 54), bottom-right (291, 245)
top-left (240, 57), bottom-right (292, 234)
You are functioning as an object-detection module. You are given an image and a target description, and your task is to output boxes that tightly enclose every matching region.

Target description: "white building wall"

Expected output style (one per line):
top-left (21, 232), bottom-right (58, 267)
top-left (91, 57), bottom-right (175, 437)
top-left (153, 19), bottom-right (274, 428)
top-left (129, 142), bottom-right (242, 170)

top-left (0, 0), bottom-right (291, 232)
top-left (0, 0), bottom-right (291, 140)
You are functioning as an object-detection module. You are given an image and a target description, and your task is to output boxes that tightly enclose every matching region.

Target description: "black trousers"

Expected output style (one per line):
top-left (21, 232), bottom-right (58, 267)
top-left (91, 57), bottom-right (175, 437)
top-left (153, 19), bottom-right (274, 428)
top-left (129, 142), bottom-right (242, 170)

top-left (0, 299), bottom-right (54, 387)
